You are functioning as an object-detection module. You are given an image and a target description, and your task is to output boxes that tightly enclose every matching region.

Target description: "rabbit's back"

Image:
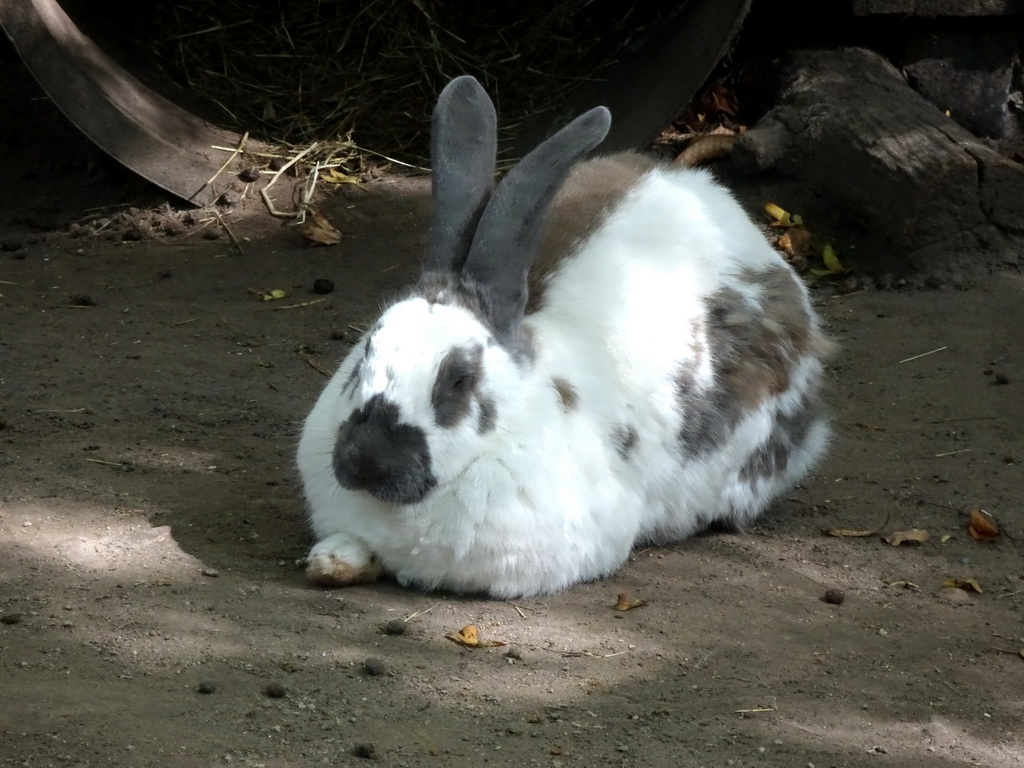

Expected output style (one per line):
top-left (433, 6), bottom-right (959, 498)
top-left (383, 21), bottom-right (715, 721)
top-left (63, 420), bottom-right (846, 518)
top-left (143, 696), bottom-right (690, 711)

top-left (527, 153), bottom-right (830, 537)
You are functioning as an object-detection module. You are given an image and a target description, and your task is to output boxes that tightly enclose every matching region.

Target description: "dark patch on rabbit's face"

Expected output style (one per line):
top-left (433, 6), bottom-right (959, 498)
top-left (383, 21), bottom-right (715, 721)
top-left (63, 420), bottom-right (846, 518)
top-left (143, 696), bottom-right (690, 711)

top-left (341, 356), bottom-right (364, 397)
top-left (611, 424), bottom-right (639, 460)
top-left (333, 394), bottom-right (437, 504)
top-left (552, 377), bottom-right (579, 411)
top-left (477, 397), bottom-right (497, 433)
top-left (432, 344), bottom-right (486, 428)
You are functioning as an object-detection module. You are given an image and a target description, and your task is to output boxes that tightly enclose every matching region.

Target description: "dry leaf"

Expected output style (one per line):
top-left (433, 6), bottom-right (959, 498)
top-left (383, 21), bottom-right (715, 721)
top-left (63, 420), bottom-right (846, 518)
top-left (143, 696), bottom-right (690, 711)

top-left (445, 624), bottom-right (506, 649)
top-left (943, 578), bottom-right (983, 593)
top-left (614, 591), bottom-right (646, 611)
top-left (884, 529), bottom-right (930, 546)
top-left (823, 512), bottom-right (890, 538)
top-left (967, 508), bottom-right (1000, 541)
top-left (777, 226), bottom-right (815, 258)
top-left (321, 168), bottom-right (361, 185)
top-left (300, 209), bottom-right (342, 246)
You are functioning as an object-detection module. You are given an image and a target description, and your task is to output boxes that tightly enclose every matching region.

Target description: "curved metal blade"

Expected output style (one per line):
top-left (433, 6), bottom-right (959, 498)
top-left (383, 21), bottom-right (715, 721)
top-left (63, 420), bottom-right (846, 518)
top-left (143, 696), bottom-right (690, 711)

top-left (0, 0), bottom-right (266, 205)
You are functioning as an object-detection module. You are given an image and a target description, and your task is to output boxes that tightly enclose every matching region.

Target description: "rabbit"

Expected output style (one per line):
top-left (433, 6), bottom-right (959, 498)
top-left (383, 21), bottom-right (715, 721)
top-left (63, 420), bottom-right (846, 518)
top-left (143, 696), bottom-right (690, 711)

top-left (296, 75), bottom-right (832, 599)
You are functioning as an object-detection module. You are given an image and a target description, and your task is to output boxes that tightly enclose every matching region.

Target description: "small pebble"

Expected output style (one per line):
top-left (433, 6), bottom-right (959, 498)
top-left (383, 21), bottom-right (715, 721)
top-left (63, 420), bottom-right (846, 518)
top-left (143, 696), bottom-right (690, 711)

top-left (384, 618), bottom-right (406, 636)
top-left (238, 166), bottom-right (261, 183)
top-left (363, 657), bottom-right (387, 676)
top-left (1, 613), bottom-right (22, 625)
top-left (822, 588), bottom-right (846, 605)
top-left (197, 681), bottom-right (217, 694)
top-left (505, 646), bottom-right (523, 660)
top-left (313, 278), bottom-right (335, 295)
top-left (994, 372), bottom-right (1010, 385)
top-left (201, 568), bottom-right (219, 578)
top-left (264, 683), bottom-right (287, 699)
top-left (353, 743), bottom-right (378, 759)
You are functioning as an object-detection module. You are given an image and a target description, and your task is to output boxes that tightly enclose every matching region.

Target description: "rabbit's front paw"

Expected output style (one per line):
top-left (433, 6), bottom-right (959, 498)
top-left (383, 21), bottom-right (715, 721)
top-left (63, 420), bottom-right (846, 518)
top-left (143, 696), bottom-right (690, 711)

top-left (306, 534), bottom-right (380, 587)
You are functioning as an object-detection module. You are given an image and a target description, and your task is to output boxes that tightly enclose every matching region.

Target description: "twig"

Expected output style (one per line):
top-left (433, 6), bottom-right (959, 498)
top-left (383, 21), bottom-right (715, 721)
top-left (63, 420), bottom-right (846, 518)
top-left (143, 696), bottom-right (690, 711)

top-left (214, 211), bottom-right (244, 256)
top-left (933, 448), bottom-right (970, 458)
top-left (268, 298), bottom-right (327, 310)
top-left (172, 318), bottom-right (197, 327)
top-left (0, 280), bottom-right (17, 285)
top-left (899, 346), bottom-right (948, 364)
top-left (85, 458), bottom-right (124, 467)
top-left (352, 143), bottom-right (429, 171)
top-left (403, 603), bottom-right (438, 622)
top-left (927, 416), bottom-right (996, 424)
top-left (996, 590), bottom-right (1022, 600)
top-left (205, 131), bottom-right (249, 188)
top-left (989, 646), bottom-right (1023, 657)
top-left (736, 698), bottom-right (778, 714)
top-left (509, 603), bottom-right (527, 619)
top-left (304, 356), bottom-right (332, 376)
top-left (260, 142), bottom-right (319, 218)
top-left (34, 407), bottom-right (87, 413)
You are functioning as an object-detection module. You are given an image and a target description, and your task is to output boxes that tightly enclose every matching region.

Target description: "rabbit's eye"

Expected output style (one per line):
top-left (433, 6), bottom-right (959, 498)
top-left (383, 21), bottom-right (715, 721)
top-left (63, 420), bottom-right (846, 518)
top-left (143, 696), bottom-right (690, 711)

top-left (451, 374), bottom-right (472, 392)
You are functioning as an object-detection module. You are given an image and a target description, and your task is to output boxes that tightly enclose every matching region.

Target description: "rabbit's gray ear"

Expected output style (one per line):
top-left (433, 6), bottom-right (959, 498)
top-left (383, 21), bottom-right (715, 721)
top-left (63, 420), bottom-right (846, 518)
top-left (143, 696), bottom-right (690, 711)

top-left (424, 76), bottom-right (498, 276)
top-left (461, 106), bottom-right (611, 342)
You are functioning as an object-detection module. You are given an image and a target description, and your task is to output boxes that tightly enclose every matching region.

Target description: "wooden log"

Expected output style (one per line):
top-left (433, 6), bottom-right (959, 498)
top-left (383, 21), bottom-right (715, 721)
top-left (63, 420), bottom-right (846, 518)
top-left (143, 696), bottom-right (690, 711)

top-left (735, 47), bottom-right (1024, 271)
top-left (851, 0), bottom-right (1024, 15)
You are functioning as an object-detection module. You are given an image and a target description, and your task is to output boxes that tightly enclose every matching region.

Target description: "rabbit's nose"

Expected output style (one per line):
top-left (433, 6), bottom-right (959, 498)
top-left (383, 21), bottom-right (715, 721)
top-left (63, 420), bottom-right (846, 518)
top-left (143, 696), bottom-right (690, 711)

top-left (332, 394), bottom-right (437, 504)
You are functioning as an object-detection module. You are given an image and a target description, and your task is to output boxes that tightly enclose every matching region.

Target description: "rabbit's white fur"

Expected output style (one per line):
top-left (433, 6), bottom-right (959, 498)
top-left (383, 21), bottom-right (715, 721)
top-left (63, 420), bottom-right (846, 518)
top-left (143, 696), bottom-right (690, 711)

top-left (298, 160), bottom-right (829, 598)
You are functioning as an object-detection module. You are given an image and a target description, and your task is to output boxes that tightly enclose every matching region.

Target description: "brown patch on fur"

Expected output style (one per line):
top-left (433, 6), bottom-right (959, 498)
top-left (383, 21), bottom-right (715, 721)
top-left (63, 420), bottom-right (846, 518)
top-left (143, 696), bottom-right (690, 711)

top-left (676, 267), bottom-right (830, 457)
top-left (526, 152), bottom-right (657, 312)
top-left (552, 377), bottom-right (579, 412)
top-left (709, 266), bottom-right (829, 411)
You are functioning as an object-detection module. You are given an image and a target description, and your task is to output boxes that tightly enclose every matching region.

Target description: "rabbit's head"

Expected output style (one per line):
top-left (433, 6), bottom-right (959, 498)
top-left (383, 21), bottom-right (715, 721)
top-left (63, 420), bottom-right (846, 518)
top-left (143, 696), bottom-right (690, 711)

top-left (327, 77), bottom-right (610, 505)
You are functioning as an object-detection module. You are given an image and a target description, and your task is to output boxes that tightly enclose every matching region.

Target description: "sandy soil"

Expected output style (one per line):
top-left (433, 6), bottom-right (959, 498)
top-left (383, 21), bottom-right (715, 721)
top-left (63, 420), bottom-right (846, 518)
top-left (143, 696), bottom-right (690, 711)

top-left (1, 61), bottom-right (1023, 768)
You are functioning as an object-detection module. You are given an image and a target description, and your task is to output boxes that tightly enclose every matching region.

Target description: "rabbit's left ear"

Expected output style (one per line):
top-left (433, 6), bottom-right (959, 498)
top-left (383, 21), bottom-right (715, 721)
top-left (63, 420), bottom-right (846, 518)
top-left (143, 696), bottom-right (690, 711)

top-left (462, 106), bottom-right (611, 343)
top-left (424, 76), bottom-right (498, 277)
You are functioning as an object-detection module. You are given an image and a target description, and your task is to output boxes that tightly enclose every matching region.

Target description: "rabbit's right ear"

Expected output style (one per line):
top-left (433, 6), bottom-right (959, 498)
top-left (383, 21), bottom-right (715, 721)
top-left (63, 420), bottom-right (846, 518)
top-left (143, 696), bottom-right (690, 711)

top-left (424, 76), bottom-right (497, 277)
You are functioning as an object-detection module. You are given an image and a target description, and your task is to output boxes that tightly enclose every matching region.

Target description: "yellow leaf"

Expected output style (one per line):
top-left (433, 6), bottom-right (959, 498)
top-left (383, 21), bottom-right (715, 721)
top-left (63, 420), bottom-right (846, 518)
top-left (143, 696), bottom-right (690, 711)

top-left (321, 169), bottom-right (361, 185)
top-left (445, 624), bottom-right (506, 649)
top-left (264, 289), bottom-right (287, 301)
top-left (884, 528), bottom-right (930, 546)
top-left (943, 578), bottom-right (982, 593)
top-left (764, 202), bottom-right (795, 227)
top-left (940, 534), bottom-right (952, 543)
top-left (822, 243), bottom-right (846, 274)
top-left (823, 512), bottom-right (890, 538)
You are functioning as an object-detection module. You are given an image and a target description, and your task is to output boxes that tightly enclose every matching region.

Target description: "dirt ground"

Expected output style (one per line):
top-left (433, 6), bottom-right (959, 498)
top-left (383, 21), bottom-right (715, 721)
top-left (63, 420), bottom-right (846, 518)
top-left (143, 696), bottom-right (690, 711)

top-left (2, 61), bottom-right (1023, 768)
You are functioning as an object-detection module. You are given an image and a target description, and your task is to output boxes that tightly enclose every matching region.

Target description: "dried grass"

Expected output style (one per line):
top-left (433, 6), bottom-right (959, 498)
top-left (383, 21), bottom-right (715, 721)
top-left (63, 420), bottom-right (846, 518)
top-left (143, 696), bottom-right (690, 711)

top-left (141, 0), bottom-right (668, 165)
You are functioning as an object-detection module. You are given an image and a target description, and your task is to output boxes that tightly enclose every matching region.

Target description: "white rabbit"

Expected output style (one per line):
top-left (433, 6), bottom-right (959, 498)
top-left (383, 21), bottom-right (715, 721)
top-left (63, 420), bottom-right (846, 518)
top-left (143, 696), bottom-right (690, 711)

top-left (296, 76), bottom-right (831, 598)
